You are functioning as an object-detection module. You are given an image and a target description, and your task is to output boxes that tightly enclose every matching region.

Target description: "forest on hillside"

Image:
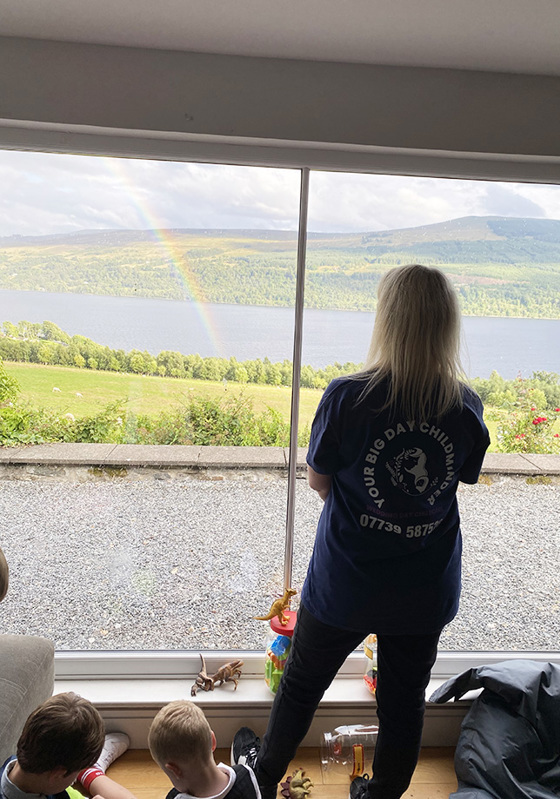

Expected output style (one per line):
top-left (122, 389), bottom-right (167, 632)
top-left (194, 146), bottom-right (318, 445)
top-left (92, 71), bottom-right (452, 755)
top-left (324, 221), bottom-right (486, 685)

top-left (2, 217), bottom-right (560, 317)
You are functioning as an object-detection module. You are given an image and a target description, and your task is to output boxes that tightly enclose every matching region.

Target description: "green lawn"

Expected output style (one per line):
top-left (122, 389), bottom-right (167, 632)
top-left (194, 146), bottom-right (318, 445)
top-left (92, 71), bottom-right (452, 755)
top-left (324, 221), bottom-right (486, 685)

top-left (4, 362), bottom-right (323, 430)
top-left (3, 362), bottom-right (522, 451)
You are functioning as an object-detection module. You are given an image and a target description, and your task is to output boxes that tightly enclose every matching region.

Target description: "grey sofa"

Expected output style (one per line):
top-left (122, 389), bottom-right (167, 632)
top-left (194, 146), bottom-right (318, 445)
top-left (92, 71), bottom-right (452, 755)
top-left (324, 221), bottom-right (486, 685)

top-left (0, 635), bottom-right (55, 764)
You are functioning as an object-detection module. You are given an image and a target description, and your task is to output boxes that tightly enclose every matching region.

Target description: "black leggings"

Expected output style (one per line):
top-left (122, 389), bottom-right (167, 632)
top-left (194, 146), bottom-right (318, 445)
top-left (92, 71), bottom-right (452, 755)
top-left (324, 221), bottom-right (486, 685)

top-left (256, 604), bottom-right (441, 799)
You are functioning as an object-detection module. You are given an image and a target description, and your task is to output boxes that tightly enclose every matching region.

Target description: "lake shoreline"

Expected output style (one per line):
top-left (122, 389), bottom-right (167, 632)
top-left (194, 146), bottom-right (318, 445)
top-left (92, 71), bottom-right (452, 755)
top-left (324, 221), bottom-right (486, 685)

top-left (3, 286), bottom-right (560, 321)
top-left (1, 288), bottom-right (559, 379)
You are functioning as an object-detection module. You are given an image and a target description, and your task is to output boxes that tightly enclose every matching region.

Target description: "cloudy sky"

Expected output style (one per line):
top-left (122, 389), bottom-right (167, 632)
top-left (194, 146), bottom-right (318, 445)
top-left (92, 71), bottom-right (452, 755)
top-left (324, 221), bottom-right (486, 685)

top-left (1, 148), bottom-right (559, 238)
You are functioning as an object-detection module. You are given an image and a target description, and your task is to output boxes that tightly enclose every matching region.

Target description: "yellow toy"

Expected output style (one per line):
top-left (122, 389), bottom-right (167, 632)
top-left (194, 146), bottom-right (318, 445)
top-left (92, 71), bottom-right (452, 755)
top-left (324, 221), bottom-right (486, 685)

top-left (281, 768), bottom-right (313, 798)
top-left (254, 587), bottom-right (297, 626)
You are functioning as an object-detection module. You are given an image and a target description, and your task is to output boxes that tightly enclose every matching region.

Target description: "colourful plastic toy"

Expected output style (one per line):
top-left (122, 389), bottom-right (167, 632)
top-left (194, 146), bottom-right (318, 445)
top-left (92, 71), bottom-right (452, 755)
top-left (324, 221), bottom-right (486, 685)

top-left (264, 610), bottom-right (297, 694)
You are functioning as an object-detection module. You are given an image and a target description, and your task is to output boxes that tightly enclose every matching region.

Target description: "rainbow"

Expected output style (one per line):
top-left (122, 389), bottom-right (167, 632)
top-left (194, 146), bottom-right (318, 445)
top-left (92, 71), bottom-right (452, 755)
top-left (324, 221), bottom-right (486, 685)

top-left (102, 157), bottom-right (223, 355)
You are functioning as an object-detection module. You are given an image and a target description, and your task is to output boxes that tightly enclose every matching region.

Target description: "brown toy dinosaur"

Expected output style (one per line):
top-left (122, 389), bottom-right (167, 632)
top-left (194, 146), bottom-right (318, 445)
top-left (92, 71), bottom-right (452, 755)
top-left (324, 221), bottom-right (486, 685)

top-left (255, 587), bottom-right (297, 626)
top-left (211, 659), bottom-right (243, 690)
top-left (191, 655), bottom-right (244, 696)
top-left (280, 768), bottom-right (313, 798)
top-left (191, 654), bottom-right (214, 696)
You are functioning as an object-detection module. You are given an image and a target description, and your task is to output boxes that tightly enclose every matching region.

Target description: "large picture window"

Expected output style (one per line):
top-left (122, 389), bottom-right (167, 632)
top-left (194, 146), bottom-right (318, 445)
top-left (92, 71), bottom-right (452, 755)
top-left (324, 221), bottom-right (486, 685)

top-left (301, 171), bottom-right (560, 653)
top-left (1, 151), bottom-right (559, 657)
top-left (0, 152), bottom-right (301, 651)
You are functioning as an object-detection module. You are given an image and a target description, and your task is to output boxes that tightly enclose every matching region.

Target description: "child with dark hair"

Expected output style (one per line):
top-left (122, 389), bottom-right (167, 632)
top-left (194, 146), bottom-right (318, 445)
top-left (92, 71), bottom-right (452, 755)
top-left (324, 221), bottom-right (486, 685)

top-left (1, 693), bottom-right (133, 799)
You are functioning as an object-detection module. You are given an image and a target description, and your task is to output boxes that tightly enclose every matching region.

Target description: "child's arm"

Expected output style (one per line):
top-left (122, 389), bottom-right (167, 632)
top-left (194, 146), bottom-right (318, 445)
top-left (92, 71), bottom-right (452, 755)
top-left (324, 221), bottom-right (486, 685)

top-left (77, 733), bottom-right (136, 799)
top-left (89, 775), bottom-right (138, 799)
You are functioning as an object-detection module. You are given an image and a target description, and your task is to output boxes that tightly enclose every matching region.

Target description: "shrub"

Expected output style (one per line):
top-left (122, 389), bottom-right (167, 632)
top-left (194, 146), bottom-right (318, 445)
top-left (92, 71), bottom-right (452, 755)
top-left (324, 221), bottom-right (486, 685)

top-left (0, 398), bottom-right (125, 447)
top-left (123, 394), bottom-right (298, 447)
top-left (0, 405), bottom-right (48, 445)
top-left (49, 402), bottom-right (125, 444)
top-left (496, 389), bottom-right (560, 454)
top-left (0, 357), bottom-right (20, 406)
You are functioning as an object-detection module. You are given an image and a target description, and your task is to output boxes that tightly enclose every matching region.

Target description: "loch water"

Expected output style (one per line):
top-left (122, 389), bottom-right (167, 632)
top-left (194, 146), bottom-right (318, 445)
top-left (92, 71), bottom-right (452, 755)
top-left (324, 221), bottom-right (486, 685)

top-left (0, 288), bottom-right (558, 379)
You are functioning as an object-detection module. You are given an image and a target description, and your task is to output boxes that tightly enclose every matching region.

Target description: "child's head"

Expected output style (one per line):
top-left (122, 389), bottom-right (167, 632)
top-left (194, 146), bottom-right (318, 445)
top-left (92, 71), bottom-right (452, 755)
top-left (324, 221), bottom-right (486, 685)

top-left (366, 263), bottom-right (462, 419)
top-left (148, 700), bottom-right (214, 784)
top-left (17, 692), bottom-right (104, 779)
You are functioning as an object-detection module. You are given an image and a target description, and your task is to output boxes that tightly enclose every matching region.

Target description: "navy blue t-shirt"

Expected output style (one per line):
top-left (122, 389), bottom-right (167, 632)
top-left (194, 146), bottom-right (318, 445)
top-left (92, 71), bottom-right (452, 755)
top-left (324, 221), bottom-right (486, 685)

top-left (301, 376), bottom-right (490, 635)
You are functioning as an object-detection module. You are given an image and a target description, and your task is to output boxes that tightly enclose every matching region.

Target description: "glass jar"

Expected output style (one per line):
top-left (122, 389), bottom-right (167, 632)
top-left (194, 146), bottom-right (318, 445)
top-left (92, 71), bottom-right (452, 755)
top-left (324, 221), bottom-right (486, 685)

top-left (363, 634), bottom-right (378, 694)
top-left (321, 724), bottom-right (379, 780)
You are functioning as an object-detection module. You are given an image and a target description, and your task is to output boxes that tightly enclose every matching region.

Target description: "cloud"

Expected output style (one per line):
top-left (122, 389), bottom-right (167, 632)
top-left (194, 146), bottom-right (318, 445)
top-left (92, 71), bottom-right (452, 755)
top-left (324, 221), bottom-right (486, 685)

top-left (480, 183), bottom-right (545, 218)
top-left (0, 149), bottom-right (558, 238)
top-left (0, 151), bottom-right (302, 236)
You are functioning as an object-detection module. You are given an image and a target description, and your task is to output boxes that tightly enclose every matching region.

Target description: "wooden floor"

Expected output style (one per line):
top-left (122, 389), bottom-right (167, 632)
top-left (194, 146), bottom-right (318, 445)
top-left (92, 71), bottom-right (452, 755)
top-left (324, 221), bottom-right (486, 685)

top-left (107, 747), bottom-right (457, 798)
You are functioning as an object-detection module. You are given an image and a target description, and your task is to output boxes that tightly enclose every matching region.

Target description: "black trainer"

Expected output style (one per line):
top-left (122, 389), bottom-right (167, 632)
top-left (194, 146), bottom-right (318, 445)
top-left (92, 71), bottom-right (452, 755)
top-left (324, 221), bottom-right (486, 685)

top-left (349, 773), bottom-right (372, 799)
top-left (231, 726), bottom-right (261, 771)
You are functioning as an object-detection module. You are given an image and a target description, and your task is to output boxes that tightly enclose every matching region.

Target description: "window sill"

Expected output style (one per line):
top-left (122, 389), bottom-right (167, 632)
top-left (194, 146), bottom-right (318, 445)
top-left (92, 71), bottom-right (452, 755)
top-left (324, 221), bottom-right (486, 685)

top-left (53, 673), bottom-right (473, 748)
top-left (54, 650), bottom-right (560, 747)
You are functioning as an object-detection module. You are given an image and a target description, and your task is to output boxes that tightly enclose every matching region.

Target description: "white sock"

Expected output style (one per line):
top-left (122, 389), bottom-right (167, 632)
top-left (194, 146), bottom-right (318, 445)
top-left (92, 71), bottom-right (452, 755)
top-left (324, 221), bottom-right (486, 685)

top-left (96, 732), bottom-right (130, 773)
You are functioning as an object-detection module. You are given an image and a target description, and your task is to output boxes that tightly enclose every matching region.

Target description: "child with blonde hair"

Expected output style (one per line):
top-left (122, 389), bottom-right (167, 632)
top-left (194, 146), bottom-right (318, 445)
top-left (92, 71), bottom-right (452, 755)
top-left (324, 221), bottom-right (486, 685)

top-left (149, 701), bottom-right (260, 799)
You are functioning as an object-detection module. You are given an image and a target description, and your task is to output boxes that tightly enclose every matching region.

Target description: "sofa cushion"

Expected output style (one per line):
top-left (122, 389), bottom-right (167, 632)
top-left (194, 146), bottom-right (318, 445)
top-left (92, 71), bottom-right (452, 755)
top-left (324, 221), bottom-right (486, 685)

top-left (0, 635), bottom-right (54, 764)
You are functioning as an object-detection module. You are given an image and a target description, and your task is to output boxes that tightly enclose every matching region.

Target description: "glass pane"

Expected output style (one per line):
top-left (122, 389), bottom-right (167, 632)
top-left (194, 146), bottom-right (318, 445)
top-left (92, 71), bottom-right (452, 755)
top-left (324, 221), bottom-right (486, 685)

top-left (0, 150), bottom-right (301, 651)
top-left (298, 170), bottom-right (560, 652)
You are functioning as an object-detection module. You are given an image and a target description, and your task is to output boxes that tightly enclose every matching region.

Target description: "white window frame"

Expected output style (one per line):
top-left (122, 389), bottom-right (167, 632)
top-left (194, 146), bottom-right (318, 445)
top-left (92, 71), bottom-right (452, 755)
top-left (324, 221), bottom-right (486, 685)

top-left (2, 121), bottom-right (560, 682)
top-left (53, 649), bottom-right (560, 681)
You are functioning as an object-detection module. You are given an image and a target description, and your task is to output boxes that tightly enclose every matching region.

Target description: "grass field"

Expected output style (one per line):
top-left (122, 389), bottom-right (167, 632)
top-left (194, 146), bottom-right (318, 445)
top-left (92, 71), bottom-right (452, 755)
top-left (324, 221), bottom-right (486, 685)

top-left (4, 361), bottom-right (508, 451)
top-left (3, 361), bottom-right (323, 429)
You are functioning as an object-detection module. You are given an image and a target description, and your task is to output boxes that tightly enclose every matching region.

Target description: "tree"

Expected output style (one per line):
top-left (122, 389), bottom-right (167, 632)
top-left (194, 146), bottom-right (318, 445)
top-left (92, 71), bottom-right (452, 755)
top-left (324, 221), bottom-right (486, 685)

top-left (41, 321), bottom-right (70, 343)
top-left (129, 353), bottom-right (145, 374)
top-left (17, 321), bottom-right (41, 339)
top-left (2, 322), bottom-right (19, 339)
top-left (144, 356), bottom-right (158, 375)
top-left (158, 351), bottom-right (186, 378)
top-left (265, 363), bottom-right (283, 385)
top-left (37, 343), bottom-right (55, 365)
top-left (236, 365), bottom-right (249, 383)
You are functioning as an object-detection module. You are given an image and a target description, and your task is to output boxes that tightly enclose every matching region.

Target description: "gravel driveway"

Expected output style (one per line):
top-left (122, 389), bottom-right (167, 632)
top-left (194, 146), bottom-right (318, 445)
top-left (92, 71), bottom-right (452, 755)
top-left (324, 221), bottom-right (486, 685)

top-left (0, 470), bottom-right (558, 652)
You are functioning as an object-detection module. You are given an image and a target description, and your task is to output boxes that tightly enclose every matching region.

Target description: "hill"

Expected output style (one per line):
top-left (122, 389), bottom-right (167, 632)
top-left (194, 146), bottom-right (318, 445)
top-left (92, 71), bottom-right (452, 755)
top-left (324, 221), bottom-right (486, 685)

top-left (1, 216), bottom-right (560, 317)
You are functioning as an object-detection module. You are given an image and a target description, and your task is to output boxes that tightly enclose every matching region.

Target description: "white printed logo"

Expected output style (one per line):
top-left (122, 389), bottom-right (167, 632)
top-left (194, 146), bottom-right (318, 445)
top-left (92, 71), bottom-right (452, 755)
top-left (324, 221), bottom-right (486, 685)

top-left (362, 421), bottom-right (456, 511)
top-left (386, 447), bottom-right (437, 496)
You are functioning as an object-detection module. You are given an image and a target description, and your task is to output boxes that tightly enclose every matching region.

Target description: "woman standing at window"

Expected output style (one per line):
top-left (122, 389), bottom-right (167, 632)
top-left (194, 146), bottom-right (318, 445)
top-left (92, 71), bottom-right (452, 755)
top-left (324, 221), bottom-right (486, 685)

top-left (234, 264), bottom-right (490, 799)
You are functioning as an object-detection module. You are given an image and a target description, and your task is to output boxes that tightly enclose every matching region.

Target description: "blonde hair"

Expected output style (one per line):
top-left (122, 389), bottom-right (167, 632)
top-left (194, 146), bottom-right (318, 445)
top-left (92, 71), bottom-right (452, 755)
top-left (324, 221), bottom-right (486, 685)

top-left (148, 701), bottom-right (213, 768)
top-left (357, 264), bottom-right (463, 421)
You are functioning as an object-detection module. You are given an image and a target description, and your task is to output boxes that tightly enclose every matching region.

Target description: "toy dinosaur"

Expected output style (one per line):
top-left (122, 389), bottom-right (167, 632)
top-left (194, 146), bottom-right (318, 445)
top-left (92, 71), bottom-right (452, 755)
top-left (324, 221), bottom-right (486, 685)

top-left (191, 655), bottom-right (244, 696)
top-left (255, 587), bottom-right (297, 626)
top-left (280, 768), bottom-right (313, 798)
top-left (211, 659), bottom-right (243, 690)
top-left (191, 654), bottom-right (214, 696)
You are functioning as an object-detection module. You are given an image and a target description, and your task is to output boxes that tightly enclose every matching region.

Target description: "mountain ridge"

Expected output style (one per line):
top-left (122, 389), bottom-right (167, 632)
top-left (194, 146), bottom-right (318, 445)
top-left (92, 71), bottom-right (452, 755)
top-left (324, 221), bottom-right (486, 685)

top-left (2, 215), bottom-right (560, 251)
top-left (1, 216), bottom-right (560, 317)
